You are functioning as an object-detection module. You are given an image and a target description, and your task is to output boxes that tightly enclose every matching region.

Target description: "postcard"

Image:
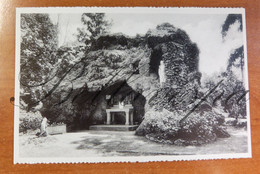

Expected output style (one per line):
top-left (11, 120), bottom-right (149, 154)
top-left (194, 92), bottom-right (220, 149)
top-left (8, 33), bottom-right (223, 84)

top-left (14, 7), bottom-right (251, 164)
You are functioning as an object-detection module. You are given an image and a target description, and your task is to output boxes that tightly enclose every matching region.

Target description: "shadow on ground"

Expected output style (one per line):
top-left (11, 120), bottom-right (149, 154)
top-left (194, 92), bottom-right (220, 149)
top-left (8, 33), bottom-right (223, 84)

top-left (19, 127), bottom-right (248, 157)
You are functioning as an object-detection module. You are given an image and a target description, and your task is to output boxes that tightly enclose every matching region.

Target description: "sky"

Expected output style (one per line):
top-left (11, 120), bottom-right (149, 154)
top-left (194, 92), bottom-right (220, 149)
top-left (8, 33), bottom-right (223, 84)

top-left (49, 13), bottom-right (244, 79)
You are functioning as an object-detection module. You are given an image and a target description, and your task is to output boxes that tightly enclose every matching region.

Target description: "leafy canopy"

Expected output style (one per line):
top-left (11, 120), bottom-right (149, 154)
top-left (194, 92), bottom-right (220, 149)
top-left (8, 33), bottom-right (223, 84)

top-left (77, 13), bottom-right (111, 45)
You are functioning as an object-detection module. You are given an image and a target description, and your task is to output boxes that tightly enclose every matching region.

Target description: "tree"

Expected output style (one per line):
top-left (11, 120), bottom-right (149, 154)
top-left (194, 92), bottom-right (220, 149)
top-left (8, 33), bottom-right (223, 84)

top-left (222, 15), bottom-right (246, 119)
top-left (202, 71), bottom-right (247, 119)
top-left (77, 13), bottom-right (111, 46)
top-left (222, 14), bottom-right (244, 80)
top-left (200, 14), bottom-right (247, 120)
top-left (221, 14), bottom-right (242, 37)
top-left (20, 14), bottom-right (58, 109)
top-left (20, 14), bottom-right (58, 86)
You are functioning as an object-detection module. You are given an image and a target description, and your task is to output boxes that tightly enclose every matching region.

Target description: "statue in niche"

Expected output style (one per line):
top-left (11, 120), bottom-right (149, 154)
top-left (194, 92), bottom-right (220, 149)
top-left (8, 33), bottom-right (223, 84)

top-left (158, 60), bottom-right (166, 87)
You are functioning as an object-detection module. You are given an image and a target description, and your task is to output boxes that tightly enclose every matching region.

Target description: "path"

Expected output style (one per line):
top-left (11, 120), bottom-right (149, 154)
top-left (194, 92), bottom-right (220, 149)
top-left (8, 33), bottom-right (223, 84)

top-left (19, 127), bottom-right (248, 157)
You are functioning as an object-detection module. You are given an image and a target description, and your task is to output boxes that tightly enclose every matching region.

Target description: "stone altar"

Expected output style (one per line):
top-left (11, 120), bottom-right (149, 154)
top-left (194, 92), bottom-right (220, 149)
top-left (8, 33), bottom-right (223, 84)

top-left (106, 104), bottom-right (134, 125)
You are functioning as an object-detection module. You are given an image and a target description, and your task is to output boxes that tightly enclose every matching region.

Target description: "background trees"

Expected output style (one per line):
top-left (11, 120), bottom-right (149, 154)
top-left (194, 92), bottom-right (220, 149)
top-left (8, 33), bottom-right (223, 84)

top-left (20, 14), bottom-right (58, 86)
top-left (77, 13), bottom-right (111, 48)
top-left (222, 14), bottom-right (244, 80)
top-left (202, 14), bottom-right (247, 119)
top-left (221, 14), bottom-right (242, 37)
top-left (221, 14), bottom-right (246, 119)
top-left (20, 14), bottom-right (58, 111)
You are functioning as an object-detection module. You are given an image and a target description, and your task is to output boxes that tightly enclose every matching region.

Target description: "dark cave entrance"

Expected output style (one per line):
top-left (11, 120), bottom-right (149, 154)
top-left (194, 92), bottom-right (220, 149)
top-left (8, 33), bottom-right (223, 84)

top-left (104, 81), bottom-right (146, 125)
top-left (69, 81), bottom-right (146, 131)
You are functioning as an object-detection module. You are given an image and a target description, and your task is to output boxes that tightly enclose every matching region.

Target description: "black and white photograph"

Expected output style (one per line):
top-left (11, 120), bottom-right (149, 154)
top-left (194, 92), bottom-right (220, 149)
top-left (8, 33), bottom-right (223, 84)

top-left (14, 7), bottom-right (251, 164)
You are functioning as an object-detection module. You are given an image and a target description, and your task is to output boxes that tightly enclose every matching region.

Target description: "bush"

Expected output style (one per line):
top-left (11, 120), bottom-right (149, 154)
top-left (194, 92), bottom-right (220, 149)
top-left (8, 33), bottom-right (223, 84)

top-left (19, 110), bottom-right (42, 133)
top-left (136, 109), bottom-right (230, 145)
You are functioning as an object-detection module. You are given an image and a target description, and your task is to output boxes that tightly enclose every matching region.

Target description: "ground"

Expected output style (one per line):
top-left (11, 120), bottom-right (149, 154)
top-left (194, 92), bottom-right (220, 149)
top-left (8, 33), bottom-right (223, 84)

top-left (19, 126), bottom-right (248, 158)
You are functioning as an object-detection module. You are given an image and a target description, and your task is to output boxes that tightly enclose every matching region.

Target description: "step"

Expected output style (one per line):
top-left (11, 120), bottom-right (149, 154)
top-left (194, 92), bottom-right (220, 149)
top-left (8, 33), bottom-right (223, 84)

top-left (89, 125), bottom-right (138, 131)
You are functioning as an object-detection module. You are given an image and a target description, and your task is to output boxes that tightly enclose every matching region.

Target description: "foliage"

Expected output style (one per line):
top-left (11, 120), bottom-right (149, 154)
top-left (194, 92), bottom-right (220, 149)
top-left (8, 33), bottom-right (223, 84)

top-left (77, 13), bottom-right (111, 46)
top-left (149, 73), bottom-right (200, 112)
top-left (221, 14), bottom-right (242, 37)
top-left (222, 14), bottom-right (244, 80)
top-left (20, 13), bottom-right (58, 87)
top-left (19, 111), bottom-right (43, 133)
top-left (202, 71), bottom-right (247, 119)
top-left (136, 108), bottom-right (229, 146)
top-left (227, 46), bottom-right (244, 71)
top-left (199, 14), bottom-right (247, 120)
top-left (20, 14), bottom-right (59, 112)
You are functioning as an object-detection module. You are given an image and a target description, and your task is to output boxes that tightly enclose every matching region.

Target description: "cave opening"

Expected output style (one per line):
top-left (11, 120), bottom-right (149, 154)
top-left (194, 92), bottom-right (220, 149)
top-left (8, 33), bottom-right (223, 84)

top-left (69, 81), bottom-right (146, 131)
top-left (104, 81), bottom-right (146, 125)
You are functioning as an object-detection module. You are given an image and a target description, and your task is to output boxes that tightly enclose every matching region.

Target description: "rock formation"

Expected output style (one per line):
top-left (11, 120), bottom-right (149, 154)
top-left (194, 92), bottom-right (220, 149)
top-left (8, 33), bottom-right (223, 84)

top-left (35, 23), bottom-right (201, 131)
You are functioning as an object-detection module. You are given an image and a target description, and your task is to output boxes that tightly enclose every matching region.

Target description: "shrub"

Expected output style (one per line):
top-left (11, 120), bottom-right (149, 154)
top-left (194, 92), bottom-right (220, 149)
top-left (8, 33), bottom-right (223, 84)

top-left (136, 108), bottom-right (230, 145)
top-left (19, 110), bottom-right (42, 133)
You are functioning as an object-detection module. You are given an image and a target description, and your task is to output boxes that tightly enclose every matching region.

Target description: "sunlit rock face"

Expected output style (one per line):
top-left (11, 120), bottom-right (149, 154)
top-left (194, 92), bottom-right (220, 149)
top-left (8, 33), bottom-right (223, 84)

top-left (146, 23), bottom-right (201, 112)
top-left (39, 23), bottom-right (201, 131)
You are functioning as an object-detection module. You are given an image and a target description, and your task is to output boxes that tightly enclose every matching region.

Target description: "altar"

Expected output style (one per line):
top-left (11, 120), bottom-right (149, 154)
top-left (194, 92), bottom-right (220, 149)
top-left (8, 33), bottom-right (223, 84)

top-left (106, 104), bottom-right (134, 125)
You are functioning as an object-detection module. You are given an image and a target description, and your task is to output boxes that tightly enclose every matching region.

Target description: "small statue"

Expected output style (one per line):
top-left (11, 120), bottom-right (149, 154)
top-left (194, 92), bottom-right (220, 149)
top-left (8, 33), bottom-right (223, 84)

top-left (36, 117), bottom-right (48, 137)
top-left (119, 101), bottom-right (125, 109)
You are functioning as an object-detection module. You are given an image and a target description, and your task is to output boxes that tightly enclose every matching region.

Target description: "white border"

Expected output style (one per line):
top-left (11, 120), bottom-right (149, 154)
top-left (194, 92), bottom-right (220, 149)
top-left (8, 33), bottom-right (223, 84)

top-left (14, 7), bottom-right (21, 164)
top-left (16, 7), bottom-right (246, 14)
top-left (14, 7), bottom-right (252, 164)
top-left (241, 8), bottom-right (252, 159)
